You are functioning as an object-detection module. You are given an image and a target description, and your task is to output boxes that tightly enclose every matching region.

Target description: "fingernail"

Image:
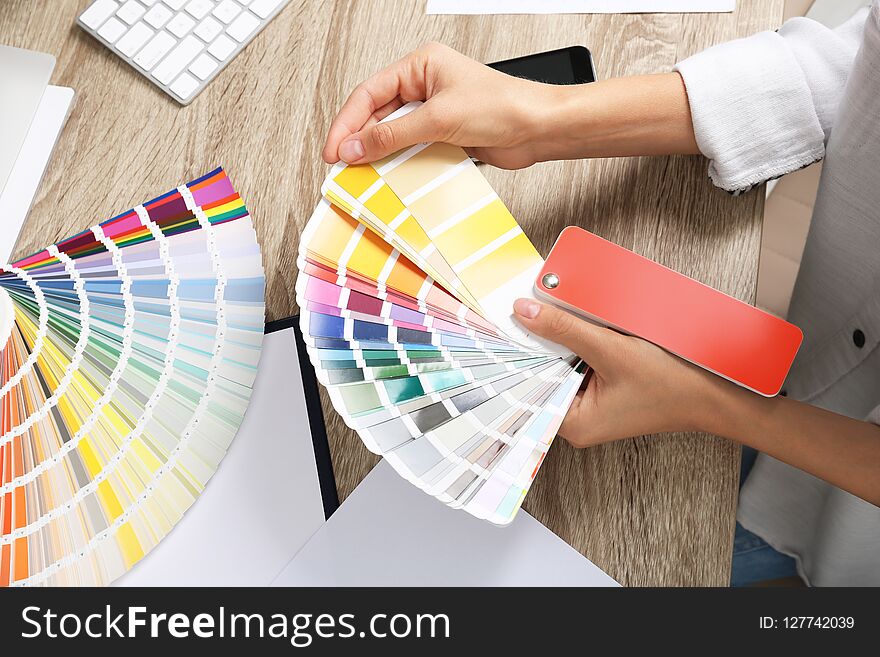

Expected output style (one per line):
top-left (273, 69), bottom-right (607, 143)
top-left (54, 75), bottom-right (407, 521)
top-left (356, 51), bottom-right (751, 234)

top-left (513, 298), bottom-right (541, 319)
top-left (339, 138), bottom-right (365, 162)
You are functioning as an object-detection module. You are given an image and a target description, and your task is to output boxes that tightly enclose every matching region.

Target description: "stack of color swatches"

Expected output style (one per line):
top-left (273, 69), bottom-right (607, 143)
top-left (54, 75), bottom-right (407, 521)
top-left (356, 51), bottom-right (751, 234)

top-left (298, 103), bottom-right (587, 525)
top-left (0, 168), bottom-right (265, 586)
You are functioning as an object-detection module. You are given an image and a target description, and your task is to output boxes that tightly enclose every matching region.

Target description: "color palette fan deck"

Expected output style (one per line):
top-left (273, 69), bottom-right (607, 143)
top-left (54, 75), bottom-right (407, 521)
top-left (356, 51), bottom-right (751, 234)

top-left (0, 168), bottom-right (265, 585)
top-left (299, 103), bottom-right (587, 525)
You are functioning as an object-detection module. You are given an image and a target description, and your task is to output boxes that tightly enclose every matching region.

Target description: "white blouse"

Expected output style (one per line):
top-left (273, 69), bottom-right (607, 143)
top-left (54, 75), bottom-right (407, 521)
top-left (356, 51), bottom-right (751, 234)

top-left (674, 3), bottom-right (880, 585)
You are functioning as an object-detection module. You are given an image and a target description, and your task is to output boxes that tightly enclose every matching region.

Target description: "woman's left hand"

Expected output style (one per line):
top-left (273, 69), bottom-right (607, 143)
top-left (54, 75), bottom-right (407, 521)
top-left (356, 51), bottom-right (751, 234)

top-left (513, 298), bottom-right (723, 447)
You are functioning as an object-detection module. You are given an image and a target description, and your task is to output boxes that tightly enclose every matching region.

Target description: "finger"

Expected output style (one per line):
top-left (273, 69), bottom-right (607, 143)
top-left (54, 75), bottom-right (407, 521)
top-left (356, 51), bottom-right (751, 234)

top-left (339, 102), bottom-right (444, 164)
top-left (512, 299), bottom-right (617, 369)
top-left (560, 371), bottom-right (612, 448)
top-left (372, 97), bottom-right (406, 123)
top-left (361, 97), bottom-right (406, 131)
top-left (463, 146), bottom-right (535, 171)
top-left (322, 54), bottom-right (426, 163)
top-left (558, 391), bottom-right (590, 445)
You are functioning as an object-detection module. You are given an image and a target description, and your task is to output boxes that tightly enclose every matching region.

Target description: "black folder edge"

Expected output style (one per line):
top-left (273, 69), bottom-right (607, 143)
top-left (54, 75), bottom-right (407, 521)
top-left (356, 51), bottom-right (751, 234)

top-left (265, 315), bottom-right (340, 520)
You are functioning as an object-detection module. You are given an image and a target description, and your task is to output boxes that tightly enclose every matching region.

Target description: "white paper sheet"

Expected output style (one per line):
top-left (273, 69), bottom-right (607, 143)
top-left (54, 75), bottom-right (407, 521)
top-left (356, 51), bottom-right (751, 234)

top-left (115, 325), bottom-right (328, 586)
top-left (427, 0), bottom-right (735, 14)
top-left (273, 459), bottom-right (619, 587)
top-left (0, 86), bottom-right (73, 265)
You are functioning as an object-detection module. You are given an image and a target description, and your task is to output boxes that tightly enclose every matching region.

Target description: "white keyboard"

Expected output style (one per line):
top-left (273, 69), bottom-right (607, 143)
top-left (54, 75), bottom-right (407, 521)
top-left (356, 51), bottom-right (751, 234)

top-left (78, 0), bottom-right (290, 105)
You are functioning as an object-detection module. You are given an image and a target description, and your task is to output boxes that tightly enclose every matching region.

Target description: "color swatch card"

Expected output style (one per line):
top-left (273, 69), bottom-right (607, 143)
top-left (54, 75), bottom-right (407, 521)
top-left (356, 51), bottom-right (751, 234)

top-left (0, 168), bottom-right (265, 586)
top-left (299, 105), bottom-right (587, 525)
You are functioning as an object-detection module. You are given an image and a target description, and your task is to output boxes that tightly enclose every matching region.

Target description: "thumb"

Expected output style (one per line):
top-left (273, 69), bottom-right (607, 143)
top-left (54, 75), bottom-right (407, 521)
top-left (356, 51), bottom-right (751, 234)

top-left (339, 105), bottom-right (440, 164)
top-left (513, 298), bottom-right (617, 369)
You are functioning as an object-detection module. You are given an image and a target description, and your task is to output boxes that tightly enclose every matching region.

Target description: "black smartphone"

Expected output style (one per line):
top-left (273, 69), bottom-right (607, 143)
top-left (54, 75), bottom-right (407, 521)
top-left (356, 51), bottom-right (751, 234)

top-left (488, 46), bottom-right (596, 85)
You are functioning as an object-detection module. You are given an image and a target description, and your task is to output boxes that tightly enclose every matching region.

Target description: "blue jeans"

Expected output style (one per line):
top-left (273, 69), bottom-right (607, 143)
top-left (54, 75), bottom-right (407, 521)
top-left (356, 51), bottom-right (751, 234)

top-left (730, 447), bottom-right (799, 586)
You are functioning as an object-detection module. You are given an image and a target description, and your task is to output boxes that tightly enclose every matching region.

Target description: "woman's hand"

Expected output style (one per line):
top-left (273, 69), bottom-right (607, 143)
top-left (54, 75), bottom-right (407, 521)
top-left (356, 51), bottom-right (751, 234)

top-left (323, 42), bottom-right (699, 168)
top-left (514, 297), bottom-right (880, 506)
top-left (322, 42), bottom-right (563, 169)
top-left (512, 298), bottom-right (720, 447)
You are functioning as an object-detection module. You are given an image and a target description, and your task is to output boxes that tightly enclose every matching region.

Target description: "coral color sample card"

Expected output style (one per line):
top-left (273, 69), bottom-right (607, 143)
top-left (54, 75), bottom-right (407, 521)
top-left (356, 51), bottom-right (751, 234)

top-left (536, 227), bottom-right (802, 396)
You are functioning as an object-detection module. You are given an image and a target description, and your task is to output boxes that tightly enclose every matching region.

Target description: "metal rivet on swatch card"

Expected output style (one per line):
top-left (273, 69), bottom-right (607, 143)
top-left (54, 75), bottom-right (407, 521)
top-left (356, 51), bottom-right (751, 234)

top-left (541, 273), bottom-right (560, 289)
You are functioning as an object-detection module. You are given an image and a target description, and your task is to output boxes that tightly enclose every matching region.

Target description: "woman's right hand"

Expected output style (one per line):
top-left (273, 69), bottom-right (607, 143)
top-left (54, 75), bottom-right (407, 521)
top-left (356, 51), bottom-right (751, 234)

top-left (323, 42), bottom-right (699, 170)
top-left (321, 42), bottom-right (568, 169)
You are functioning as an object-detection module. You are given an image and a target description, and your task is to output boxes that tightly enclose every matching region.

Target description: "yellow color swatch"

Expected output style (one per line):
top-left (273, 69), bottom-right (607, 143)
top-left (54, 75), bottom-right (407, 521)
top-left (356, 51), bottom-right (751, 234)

top-left (408, 166), bottom-right (494, 234)
top-left (331, 163), bottom-right (379, 199)
top-left (431, 199), bottom-right (517, 265)
top-left (458, 232), bottom-right (538, 299)
top-left (115, 522), bottom-right (145, 568)
top-left (381, 142), bottom-right (466, 199)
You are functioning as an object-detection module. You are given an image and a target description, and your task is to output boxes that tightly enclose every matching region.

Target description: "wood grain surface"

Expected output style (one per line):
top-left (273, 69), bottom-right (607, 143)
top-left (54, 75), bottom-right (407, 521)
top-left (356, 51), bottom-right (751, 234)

top-left (1, 0), bottom-right (783, 585)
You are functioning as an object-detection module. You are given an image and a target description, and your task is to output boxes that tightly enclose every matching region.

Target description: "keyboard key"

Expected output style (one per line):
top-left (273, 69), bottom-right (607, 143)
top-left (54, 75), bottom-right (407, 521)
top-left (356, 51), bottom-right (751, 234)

top-left (193, 16), bottom-right (222, 41)
top-left (185, 0), bottom-right (215, 19)
top-left (226, 11), bottom-right (259, 42)
top-left (97, 16), bottom-right (127, 43)
top-left (140, 0), bottom-right (160, 5)
top-left (116, 0), bottom-right (146, 24)
top-left (162, 0), bottom-right (188, 8)
top-left (207, 33), bottom-right (236, 60)
top-left (116, 21), bottom-right (154, 56)
top-left (143, 3), bottom-right (173, 28)
top-left (250, 0), bottom-right (284, 19)
top-left (169, 72), bottom-right (199, 100)
top-left (212, 0), bottom-right (241, 24)
top-left (133, 30), bottom-right (176, 70)
top-left (166, 12), bottom-right (195, 37)
top-left (189, 53), bottom-right (218, 80)
top-left (80, 0), bottom-right (119, 29)
top-left (152, 35), bottom-right (203, 85)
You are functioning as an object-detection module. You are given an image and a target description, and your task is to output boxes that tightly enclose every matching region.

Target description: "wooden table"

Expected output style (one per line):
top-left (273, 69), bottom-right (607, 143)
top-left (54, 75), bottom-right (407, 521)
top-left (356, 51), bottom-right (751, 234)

top-left (2, 0), bottom-right (782, 585)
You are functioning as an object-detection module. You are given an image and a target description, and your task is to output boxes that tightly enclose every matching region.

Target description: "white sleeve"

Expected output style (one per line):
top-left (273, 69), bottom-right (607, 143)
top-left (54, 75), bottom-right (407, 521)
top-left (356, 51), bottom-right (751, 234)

top-left (673, 6), bottom-right (871, 193)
